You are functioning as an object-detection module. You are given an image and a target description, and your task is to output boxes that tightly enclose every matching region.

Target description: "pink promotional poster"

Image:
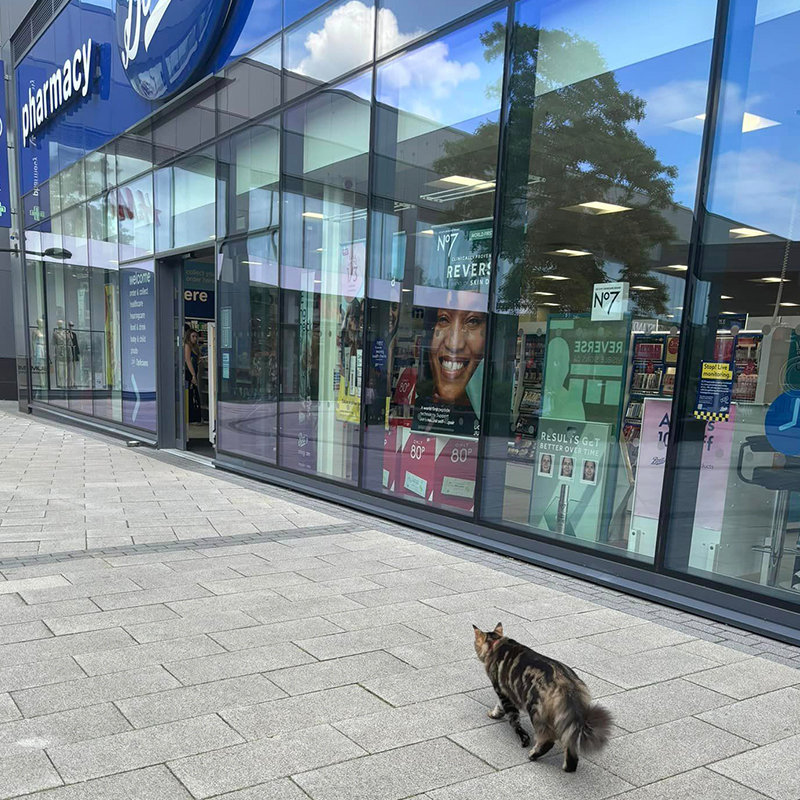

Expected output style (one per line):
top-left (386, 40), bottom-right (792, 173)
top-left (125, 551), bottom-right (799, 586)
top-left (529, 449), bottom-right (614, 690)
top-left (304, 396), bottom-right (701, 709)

top-left (632, 397), bottom-right (736, 532)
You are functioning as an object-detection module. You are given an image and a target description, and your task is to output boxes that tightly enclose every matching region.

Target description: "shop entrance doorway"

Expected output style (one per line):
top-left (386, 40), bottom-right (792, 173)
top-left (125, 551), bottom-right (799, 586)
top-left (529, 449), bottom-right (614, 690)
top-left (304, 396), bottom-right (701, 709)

top-left (156, 248), bottom-right (217, 457)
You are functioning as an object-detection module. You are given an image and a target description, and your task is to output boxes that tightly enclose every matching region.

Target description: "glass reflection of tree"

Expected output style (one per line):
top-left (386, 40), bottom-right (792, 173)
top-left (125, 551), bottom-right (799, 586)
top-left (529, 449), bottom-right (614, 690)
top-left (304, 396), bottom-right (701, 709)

top-left (434, 22), bottom-right (678, 316)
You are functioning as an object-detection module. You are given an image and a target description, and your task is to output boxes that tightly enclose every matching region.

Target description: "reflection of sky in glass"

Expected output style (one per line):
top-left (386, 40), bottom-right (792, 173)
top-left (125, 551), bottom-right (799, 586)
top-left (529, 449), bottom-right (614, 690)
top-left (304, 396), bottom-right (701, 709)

top-left (706, 5), bottom-right (800, 238)
top-left (284, 0), bottom-right (375, 83)
top-left (376, 10), bottom-right (506, 135)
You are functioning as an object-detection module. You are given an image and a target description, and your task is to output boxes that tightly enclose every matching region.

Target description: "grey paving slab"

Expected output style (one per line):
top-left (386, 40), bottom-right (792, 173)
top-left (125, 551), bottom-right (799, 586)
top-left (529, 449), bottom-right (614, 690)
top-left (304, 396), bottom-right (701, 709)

top-left (361, 659), bottom-right (488, 706)
top-left (12, 664), bottom-right (181, 717)
top-left (296, 623), bottom-right (428, 660)
top-left (293, 737), bottom-right (492, 800)
top-left (116, 674), bottom-right (285, 728)
top-left (221, 684), bottom-right (389, 739)
top-left (333, 694), bottom-right (493, 753)
top-left (0, 575), bottom-right (69, 595)
top-left (74, 634), bottom-right (225, 676)
top-left (580, 621), bottom-right (696, 655)
top-left (671, 639), bottom-right (755, 665)
top-left (210, 617), bottom-right (342, 651)
top-left (49, 713), bottom-right (244, 783)
top-left (601, 678), bottom-right (734, 732)
top-left (426, 761), bottom-right (632, 800)
top-left (45, 604), bottom-right (178, 635)
top-left (0, 694), bottom-right (19, 723)
top-left (389, 635), bottom-right (477, 669)
top-left (208, 779), bottom-right (311, 800)
top-left (10, 765), bottom-right (194, 800)
top-left (587, 717), bottom-right (753, 786)
top-left (710, 733), bottom-right (800, 800)
top-left (685, 657), bottom-right (800, 699)
top-left (0, 596), bottom-right (97, 625)
top-left (608, 768), bottom-right (773, 800)
top-left (0, 703), bottom-right (130, 758)
top-left (698, 687), bottom-right (800, 744)
top-left (165, 641), bottom-right (316, 685)
top-left (125, 610), bottom-right (261, 643)
top-left (199, 573), bottom-right (312, 595)
top-left (0, 620), bottom-right (52, 646)
top-left (0, 751), bottom-right (63, 798)
top-left (91, 584), bottom-right (213, 610)
top-left (267, 651), bottom-right (415, 695)
top-left (18, 577), bottom-right (143, 604)
top-left (0, 628), bottom-right (136, 670)
top-left (169, 724), bottom-right (366, 798)
top-left (0, 657), bottom-right (87, 693)
top-left (342, 581), bottom-right (456, 607)
top-left (577, 647), bottom-right (720, 689)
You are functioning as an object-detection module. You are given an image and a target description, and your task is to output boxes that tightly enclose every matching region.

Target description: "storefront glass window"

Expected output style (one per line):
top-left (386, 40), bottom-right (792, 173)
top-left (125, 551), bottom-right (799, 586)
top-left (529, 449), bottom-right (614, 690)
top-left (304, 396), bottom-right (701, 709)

top-left (284, 0), bottom-right (375, 102)
top-left (26, 252), bottom-right (48, 401)
top-left (118, 174), bottom-right (155, 262)
top-left (85, 151), bottom-right (109, 199)
top-left (64, 264), bottom-right (93, 415)
top-left (87, 191), bottom-right (119, 269)
top-left (363, 11), bottom-right (506, 513)
top-left (59, 160), bottom-right (86, 211)
top-left (217, 119), bottom-right (280, 237)
top-left (91, 265), bottom-right (122, 423)
top-left (218, 38), bottom-right (282, 136)
top-left (153, 91), bottom-right (217, 165)
top-left (279, 71), bottom-right (371, 482)
top-left (116, 126), bottom-right (154, 185)
top-left (666, 0), bottom-right (800, 603)
top-left (155, 148), bottom-right (216, 252)
top-left (479, 0), bottom-right (717, 559)
top-left (45, 256), bottom-right (68, 409)
top-left (376, 0), bottom-right (493, 56)
top-left (218, 234), bottom-right (280, 463)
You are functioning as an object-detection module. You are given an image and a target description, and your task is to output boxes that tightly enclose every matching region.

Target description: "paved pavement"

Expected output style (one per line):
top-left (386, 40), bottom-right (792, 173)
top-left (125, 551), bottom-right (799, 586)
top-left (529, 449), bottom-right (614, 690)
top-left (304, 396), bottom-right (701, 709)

top-left (0, 408), bottom-right (798, 799)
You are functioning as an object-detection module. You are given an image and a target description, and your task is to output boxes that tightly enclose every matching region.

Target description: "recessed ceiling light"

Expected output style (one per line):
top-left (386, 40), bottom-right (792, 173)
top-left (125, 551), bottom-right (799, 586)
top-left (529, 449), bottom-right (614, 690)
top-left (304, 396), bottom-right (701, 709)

top-left (632, 285), bottom-right (657, 291)
top-left (742, 112), bottom-right (780, 133)
top-left (402, 288), bottom-right (412, 292)
top-left (419, 229), bottom-right (434, 235)
top-left (315, 248), bottom-right (324, 252)
top-left (439, 175), bottom-right (489, 187)
top-left (242, 260), bottom-right (263, 266)
top-left (675, 306), bottom-right (683, 310)
top-left (663, 264), bottom-right (688, 271)
top-left (302, 211), bottom-right (324, 219)
top-left (720, 295), bottom-right (733, 300)
top-left (730, 226), bottom-right (768, 238)
top-left (533, 291), bottom-right (555, 296)
top-left (562, 201), bottom-right (632, 215)
top-left (314, 279), bottom-right (322, 283)
top-left (548, 248), bottom-right (591, 257)
top-left (755, 277), bottom-right (788, 283)
top-left (780, 302), bottom-right (799, 307)
top-left (720, 311), bottom-right (740, 315)
top-left (696, 112), bottom-right (780, 133)
top-left (541, 302), bottom-right (560, 307)
top-left (541, 275), bottom-right (570, 280)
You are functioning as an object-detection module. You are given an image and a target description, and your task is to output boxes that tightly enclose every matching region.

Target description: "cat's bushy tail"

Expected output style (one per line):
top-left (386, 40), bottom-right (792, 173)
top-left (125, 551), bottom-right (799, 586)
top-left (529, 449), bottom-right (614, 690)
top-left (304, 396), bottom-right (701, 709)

top-left (560, 701), bottom-right (613, 755)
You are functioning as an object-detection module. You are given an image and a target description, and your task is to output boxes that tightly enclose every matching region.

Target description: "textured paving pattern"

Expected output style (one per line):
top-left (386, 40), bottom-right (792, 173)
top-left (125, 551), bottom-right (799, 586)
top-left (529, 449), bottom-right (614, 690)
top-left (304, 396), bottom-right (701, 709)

top-left (0, 408), bottom-right (797, 798)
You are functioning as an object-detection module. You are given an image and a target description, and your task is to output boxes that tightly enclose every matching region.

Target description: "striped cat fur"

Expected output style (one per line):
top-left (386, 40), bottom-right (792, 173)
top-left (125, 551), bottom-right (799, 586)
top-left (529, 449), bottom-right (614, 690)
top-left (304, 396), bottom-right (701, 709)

top-left (473, 622), bottom-right (613, 772)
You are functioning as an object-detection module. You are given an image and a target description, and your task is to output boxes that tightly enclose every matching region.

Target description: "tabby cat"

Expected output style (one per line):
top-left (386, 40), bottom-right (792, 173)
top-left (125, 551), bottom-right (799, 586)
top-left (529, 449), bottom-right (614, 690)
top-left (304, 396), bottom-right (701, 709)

top-left (473, 622), bottom-right (612, 772)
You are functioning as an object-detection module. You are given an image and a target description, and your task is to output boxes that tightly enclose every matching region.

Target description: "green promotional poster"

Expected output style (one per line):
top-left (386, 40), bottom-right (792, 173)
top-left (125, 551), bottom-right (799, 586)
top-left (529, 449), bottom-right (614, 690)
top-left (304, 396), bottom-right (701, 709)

top-left (529, 419), bottom-right (613, 542)
top-left (541, 315), bottom-right (630, 425)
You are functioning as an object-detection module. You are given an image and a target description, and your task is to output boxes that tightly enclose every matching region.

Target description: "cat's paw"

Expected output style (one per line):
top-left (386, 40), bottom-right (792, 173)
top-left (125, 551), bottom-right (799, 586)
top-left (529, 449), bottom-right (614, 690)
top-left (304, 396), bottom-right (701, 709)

top-left (519, 732), bottom-right (531, 748)
top-left (487, 704), bottom-right (505, 719)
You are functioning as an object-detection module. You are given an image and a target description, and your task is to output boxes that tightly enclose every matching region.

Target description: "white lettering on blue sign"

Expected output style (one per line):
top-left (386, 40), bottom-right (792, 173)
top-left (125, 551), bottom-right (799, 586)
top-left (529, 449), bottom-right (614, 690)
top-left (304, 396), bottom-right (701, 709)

top-left (21, 39), bottom-right (95, 145)
top-left (121, 0), bottom-right (173, 70)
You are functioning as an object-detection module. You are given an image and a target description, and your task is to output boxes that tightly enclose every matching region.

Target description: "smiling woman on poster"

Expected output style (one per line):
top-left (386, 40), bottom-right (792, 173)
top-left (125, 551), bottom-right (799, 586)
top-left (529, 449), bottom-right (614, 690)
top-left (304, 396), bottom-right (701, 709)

top-left (412, 305), bottom-right (487, 438)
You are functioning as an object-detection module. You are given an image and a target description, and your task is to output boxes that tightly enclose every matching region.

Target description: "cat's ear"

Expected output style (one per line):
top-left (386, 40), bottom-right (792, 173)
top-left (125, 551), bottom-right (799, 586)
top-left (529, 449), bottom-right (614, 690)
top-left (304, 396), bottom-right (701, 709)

top-left (493, 622), bottom-right (503, 636)
top-left (473, 625), bottom-right (486, 645)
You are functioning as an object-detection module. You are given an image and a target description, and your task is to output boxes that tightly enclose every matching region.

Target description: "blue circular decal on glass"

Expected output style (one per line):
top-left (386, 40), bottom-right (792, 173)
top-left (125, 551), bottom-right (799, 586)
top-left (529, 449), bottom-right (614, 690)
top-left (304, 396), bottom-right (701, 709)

top-left (117, 0), bottom-right (234, 100)
top-left (765, 391), bottom-right (800, 456)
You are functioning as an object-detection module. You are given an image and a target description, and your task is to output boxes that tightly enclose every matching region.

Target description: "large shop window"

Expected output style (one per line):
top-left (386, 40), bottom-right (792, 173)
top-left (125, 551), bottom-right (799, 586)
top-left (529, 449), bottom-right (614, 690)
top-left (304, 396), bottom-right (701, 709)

top-left (218, 234), bottom-right (280, 463)
top-left (363, 11), bottom-right (507, 514)
top-left (479, 0), bottom-right (717, 559)
top-left (279, 71), bottom-right (371, 482)
top-left (666, 0), bottom-right (800, 605)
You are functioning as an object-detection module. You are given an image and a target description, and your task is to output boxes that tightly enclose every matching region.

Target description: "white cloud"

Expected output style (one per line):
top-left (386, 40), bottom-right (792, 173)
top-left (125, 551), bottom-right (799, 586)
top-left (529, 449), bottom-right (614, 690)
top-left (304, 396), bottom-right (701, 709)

top-left (709, 147), bottom-right (800, 239)
top-left (290, 1), bottom-right (482, 116)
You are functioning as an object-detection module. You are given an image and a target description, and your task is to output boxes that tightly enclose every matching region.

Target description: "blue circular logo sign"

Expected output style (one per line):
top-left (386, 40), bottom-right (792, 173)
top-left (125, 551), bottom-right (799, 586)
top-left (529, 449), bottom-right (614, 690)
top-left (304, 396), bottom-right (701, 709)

top-left (765, 391), bottom-right (800, 456)
top-left (116, 0), bottom-right (234, 100)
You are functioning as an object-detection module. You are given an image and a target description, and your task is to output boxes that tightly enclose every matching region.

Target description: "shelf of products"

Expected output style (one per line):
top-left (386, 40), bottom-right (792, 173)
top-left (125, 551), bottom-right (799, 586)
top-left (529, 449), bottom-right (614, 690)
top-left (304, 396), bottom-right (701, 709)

top-left (508, 332), bottom-right (546, 463)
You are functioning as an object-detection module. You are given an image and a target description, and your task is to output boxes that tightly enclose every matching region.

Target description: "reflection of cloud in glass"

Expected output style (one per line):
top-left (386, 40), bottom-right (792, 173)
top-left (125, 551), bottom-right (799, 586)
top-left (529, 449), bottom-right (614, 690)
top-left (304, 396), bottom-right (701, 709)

top-left (709, 147), bottom-right (800, 240)
top-left (290, 1), bottom-right (377, 79)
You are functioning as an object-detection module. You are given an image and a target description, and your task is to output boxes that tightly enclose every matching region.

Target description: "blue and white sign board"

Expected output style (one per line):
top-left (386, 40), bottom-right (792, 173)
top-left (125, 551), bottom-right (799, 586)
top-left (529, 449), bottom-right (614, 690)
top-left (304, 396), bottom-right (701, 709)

top-left (117, 0), bottom-right (235, 99)
top-left (765, 392), bottom-right (800, 456)
top-left (0, 61), bottom-right (10, 228)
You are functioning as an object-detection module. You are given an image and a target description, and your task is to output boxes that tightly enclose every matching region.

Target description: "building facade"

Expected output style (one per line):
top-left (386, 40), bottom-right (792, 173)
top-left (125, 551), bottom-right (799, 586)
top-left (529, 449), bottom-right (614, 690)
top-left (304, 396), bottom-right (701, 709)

top-left (7, 0), bottom-right (800, 640)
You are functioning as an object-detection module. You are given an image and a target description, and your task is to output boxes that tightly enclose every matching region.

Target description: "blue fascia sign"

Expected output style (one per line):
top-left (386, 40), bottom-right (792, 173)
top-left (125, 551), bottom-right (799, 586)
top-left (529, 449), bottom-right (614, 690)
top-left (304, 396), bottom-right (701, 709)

top-left (117, 0), bottom-right (236, 100)
top-left (0, 61), bottom-right (11, 228)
